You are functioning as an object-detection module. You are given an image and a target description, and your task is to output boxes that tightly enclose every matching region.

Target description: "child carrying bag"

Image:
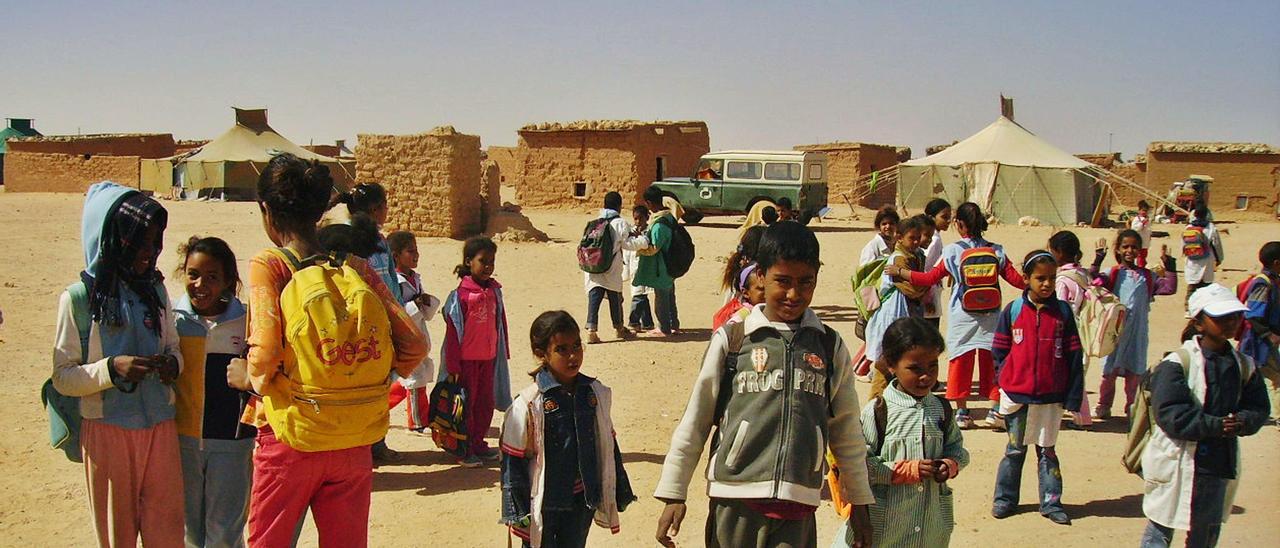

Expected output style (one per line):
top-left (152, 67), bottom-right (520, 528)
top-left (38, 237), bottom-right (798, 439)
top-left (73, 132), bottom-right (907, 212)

top-left (957, 243), bottom-right (1003, 313)
top-left (577, 217), bottom-right (617, 274)
top-left (427, 375), bottom-right (470, 458)
top-left (41, 281), bottom-right (91, 463)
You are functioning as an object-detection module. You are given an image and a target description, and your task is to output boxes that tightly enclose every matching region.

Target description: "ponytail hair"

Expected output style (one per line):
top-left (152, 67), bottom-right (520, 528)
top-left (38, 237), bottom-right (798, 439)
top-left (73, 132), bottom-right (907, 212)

top-left (955, 202), bottom-right (988, 239)
top-left (257, 153), bottom-right (332, 233)
top-left (1049, 230), bottom-right (1082, 264)
top-left (722, 225), bottom-right (767, 292)
top-left (454, 236), bottom-right (498, 279)
top-left (330, 182), bottom-right (387, 215)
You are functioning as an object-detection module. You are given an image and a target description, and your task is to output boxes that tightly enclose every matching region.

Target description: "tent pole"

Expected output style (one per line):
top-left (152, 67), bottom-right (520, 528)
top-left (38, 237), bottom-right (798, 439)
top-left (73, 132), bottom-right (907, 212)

top-left (1090, 182), bottom-right (1111, 228)
top-left (1076, 166), bottom-right (1187, 216)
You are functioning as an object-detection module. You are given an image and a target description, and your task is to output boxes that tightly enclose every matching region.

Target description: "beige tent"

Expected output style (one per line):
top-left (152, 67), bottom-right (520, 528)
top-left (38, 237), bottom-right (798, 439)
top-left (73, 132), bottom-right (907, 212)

top-left (141, 108), bottom-right (353, 200)
top-left (897, 116), bottom-right (1100, 225)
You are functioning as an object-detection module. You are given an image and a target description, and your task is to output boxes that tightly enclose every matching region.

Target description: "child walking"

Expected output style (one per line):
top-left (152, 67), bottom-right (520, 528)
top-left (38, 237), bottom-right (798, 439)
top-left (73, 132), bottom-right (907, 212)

top-left (1097, 229), bottom-right (1159, 419)
top-left (886, 202), bottom-right (1027, 429)
top-left (865, 214), bottom-right (934, 400)
top-left (440, 236), bottom-right (514, 467)
top-left (1140, 284), bottom-right (1270, 547)
top-left (834, 316), bottom-right (968, 547)
top-left (52, 181), bottom-right (185, 547)
top-left (245, 154), bottom-right (428, 547)
top-left (1182, 204), bottom-right (1224, 313)
top-left (387, 231), bottom-right (442, 433)
top-left (625, 205), bottom-right (655, 333)
top-left (990, 251), bottom-right (1084, 525)
top-left (172, 236), bottom-right (255, 547)
top-left (655, 222), bottom-right (875, 548)
top-left (500, 311), bottom-right (636, 547)
top-left (1238, 241), bottom-right (1280, 424)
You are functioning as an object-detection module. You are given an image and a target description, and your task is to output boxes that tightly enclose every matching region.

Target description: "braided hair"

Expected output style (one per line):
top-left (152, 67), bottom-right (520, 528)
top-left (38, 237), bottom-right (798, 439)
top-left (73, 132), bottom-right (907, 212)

top-left (88, 193), bottom-right (168, 335)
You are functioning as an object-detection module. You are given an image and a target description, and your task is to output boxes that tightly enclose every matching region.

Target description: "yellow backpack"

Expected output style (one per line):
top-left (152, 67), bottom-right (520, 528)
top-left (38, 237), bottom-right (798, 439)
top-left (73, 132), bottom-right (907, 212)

top-left (263, 248), bottom-right (394, 452)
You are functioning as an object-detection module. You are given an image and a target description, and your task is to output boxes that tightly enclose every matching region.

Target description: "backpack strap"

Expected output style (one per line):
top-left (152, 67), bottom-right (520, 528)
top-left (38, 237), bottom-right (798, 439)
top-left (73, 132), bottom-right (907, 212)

top-left (936, 395), bottom-right (955, 433)
top-left (66, 281), bottom-right (91, 362)
top-left (821, 325), bottom-right (839, 418)
top-left (712, 321), bottom-right (747, 426)
top-left (1007, 296), bottom-right (1026, 327)
top-left (872, 396), bottom-right (888, 453)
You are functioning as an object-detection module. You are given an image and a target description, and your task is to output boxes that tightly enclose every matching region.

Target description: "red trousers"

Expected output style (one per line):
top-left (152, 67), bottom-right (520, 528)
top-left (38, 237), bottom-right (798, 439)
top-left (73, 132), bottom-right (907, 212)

top-left (247, 427), bottom-right (372, 548)
top-left (458, 359), bottom-right (496, 454)
top-left (82, 419), bottom-right (185, 548)
top-left (388, 383), bottom-right (429, 430)
top-left (945, 349), bottom-right (1000, 402)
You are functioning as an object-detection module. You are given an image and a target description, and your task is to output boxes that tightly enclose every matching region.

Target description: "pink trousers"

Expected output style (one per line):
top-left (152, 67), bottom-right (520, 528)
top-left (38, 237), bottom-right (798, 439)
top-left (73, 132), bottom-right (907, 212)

top-left (1098, 373), bottom-right (1141, 413)
top-left (81, 419), bottom-right (185, 548)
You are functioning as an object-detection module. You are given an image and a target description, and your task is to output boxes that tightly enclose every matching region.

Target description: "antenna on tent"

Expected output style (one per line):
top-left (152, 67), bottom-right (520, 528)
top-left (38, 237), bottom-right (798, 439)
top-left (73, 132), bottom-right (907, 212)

top-left (1000, 95), bottom-right (1014, 121)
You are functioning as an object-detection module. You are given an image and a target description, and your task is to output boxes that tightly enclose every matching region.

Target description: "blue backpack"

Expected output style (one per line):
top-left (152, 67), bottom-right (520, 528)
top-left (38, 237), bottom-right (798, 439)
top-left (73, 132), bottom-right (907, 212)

top-left (41, 282), bottom-right (91, 463)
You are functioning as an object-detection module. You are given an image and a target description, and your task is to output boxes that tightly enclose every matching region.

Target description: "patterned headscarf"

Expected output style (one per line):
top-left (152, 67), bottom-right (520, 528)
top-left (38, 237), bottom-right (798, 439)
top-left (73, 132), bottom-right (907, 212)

top-left (83, 193), bottom-right (168, 335)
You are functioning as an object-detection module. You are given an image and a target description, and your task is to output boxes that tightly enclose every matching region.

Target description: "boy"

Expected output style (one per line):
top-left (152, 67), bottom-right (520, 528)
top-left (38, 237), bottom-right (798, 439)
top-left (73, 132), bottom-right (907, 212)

top-left (583, 191), bottom-right (648, 343)
top-left (635, 186), bottom-right (680, 336)
top-left (1131, 200), bottom-right (1153, 268)
top-left (1240, 241), bottom-right (1280, 424)
top-left (1182, 204), bottom-right (1224, 312)
top-left (654, 222), bottom-right (874, 548)
top-left (625, 205), bottom-right (656, 333)
top-left (776, 197), bottom-right (796, 222)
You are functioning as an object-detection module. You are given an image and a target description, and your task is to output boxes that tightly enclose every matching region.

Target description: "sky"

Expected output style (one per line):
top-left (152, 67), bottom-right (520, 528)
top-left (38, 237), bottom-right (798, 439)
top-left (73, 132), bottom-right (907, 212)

top-left (5, 1), bottom-right (1278, 160)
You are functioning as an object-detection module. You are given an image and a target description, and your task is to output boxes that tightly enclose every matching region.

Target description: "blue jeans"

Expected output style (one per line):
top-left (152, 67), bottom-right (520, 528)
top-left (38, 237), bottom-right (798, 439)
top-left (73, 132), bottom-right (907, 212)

top-left (585, 287), bottom-right (623, 331)
top-left (992, 406), bottom-right (1064, 515)
top-left (653, 286), bottom-right (680, 334)
top-left (629, 293), bottom-right (654, 330)
top-left (1139, 475), bottom-right (1229, 548)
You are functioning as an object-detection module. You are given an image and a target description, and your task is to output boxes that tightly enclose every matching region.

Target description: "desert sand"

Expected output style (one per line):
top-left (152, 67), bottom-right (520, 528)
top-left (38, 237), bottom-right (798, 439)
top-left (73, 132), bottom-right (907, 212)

top-left (0, 192), bottom-right (1276, 547)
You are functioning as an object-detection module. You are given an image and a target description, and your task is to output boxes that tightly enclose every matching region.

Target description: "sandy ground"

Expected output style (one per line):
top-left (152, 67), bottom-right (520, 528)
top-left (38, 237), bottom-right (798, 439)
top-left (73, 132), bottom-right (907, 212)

top-left (0, 192), bottom-right (1277, 547)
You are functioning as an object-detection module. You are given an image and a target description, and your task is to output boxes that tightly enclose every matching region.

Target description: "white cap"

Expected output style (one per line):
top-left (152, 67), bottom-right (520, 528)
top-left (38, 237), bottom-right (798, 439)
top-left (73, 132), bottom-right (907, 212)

top-left (1188, 283), bottom-right (1249, 318)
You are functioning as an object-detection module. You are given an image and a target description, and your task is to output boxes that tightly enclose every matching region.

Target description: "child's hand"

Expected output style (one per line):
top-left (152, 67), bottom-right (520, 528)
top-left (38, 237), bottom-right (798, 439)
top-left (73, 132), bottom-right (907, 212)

top-left (227, 358), bottom-right (251, 391)
top-left (1222, 414), bottom-right (1242, 436)
top-left (883, 264), bottom-right (902, 278)
top-left (112, 355), bottom-right (154, 382)
top-left (655, 500), bottom-right (687, 547)
top-left (849, 504), bottom-right (874, 548)
top-left (917, 459), bottom-right (939, 480)
top-left (153, 355), bottom-right (179, 383)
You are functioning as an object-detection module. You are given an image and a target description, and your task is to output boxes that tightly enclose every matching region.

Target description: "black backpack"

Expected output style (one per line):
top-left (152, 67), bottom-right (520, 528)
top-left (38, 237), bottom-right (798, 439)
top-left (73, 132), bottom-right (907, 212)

top-left (655, 214), bottom-right (694, 278)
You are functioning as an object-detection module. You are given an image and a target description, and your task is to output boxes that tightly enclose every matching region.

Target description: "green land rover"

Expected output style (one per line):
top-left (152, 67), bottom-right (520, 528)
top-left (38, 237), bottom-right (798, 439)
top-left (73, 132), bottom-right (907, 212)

top-left (650, 150), bottom-right (829, 224)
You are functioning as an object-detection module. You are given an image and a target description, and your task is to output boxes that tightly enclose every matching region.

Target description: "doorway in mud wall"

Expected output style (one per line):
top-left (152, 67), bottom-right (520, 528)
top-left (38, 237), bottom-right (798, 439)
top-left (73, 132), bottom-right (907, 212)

top-left (656, 156), bottom-right (666, 181)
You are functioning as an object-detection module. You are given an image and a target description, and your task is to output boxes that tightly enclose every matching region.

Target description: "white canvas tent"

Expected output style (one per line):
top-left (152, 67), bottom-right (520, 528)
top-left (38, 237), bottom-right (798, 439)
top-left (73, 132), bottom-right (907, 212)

top-left (897, 116), bottom-right (1100, 225)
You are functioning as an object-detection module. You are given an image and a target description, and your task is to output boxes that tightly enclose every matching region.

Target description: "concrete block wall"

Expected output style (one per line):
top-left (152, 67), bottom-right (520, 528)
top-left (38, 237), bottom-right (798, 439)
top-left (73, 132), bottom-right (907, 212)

top-left (355, 127), bottom-right (483, 238)
top-left (3, 151), bottom-right (140, 193)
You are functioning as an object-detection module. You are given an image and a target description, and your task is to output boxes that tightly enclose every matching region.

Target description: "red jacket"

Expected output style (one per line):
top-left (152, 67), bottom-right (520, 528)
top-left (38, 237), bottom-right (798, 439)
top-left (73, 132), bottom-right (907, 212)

top-left (992, 293), bottom-right (1084, 408)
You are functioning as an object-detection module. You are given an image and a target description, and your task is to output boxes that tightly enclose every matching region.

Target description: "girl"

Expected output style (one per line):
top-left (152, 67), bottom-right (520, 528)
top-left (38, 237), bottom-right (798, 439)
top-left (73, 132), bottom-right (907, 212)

top-left (858, 206), bottom-right (900, 267)
top-left (1097, 229), bottom-right (1158, 420)
top-left (1131, 200), bottom-right (1153, 268)
top-left (1182, 204), bottom-right (1224, 313)
top-left (990, 251), bottom-right (1084, 526)
top-left (886, 202), bottom-right (1026, 429)
top-left (834, 316), bottom-right (967, 547)
top-left (1140, 284), bottom-right (1269, 548)
top-left (866, 214), bottom-right (934, 400)
top-left (440, 236), bottom-right (514, 467)
top-left (387, 230), bottom-right (441, 433)
top-left (1048, 230), bottom-right (1102, 429)
top-left (500, 311), bottom-right (636, 547)
top-left (172, 236), bottom-right (254, 548)
top-left (712, 262), bottom-right (765, 329)
top-left (923, 198), bottom-right (953, 329)
top-left (52, 181), bottom-right (184, 547)
top-left (330, 182), bottom-right (401, 303)
top-left (719, 224), bottom-right (766, 305)
top-left (245, 154), bottom-right (428, 547)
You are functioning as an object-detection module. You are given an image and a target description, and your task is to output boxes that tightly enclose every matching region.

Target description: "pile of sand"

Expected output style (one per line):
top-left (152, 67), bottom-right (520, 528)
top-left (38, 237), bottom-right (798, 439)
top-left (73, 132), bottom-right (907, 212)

top-left (485, 210), bottom-right (550, 243)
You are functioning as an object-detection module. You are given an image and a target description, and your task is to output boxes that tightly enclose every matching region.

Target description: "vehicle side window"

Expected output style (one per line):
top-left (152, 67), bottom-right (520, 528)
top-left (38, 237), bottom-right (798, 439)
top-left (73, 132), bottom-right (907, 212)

top-left (695, 159), bottom-right (723, 180)
top-left (765, 162), bottom-right (801, 181)
top-left (807, 163), bottom-right (823, 180)
top-left (726, 161), bottom-right (762, 180)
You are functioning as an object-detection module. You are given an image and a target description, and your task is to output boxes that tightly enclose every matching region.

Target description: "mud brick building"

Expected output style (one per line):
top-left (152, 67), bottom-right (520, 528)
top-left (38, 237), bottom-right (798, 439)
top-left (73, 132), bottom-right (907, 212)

top-left (793, 141), bottom-right (905, 208)
top-left (510, 120), bottom-right (709, 209)
top-left (355, 126), bottom-right (487, 238)
top-left (1143, 142), bottom-right (1280, 214)
top-left (3, 133), bottom-right (176, 193)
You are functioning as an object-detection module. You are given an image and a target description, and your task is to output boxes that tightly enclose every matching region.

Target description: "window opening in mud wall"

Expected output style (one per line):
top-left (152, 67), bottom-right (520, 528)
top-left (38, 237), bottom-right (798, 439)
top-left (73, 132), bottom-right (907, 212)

top-left (1234, 194), bottom-right (1249, 210)
top-left (656, 156), bottom-right (666, 181)
top-left (573, 181), bottom-right (589, 199)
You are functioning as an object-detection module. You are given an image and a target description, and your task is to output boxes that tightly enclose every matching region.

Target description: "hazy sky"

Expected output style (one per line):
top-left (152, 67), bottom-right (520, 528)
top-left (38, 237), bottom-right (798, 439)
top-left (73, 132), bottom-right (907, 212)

top-left (6, 1), bottom-right (1278, 159)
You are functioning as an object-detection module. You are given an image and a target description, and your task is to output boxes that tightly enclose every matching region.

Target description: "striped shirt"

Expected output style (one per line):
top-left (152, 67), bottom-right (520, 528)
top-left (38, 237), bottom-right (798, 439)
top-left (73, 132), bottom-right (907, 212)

top-left (852, 381), bottom-right (969, 548)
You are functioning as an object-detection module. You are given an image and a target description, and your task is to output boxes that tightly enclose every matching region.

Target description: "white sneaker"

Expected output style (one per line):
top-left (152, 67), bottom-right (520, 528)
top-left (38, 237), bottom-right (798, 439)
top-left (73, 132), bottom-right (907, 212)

top-left (982, 412), bottom-right (1006, 432)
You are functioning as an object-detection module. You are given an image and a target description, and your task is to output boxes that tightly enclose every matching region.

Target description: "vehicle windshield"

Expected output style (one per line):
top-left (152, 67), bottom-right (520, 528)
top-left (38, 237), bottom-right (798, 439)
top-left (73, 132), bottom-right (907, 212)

top-left (695, 159), bottom-right (723, 180)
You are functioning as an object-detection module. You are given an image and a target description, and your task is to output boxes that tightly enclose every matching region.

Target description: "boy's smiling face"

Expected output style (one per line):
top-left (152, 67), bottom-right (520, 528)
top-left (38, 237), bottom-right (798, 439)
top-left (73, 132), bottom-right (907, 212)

top-left (762, 259), bottom-right (818, 323)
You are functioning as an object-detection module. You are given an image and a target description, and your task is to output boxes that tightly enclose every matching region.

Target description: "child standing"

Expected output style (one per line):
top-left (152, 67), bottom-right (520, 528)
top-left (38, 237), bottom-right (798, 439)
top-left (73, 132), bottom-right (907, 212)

top-left (1131, 200), bottom-right (1154, 268)
top-left (52, 181), bottom-right (185, 547)
top-left (655, 222), bottom-right (875, 548)
top-left (245, 154), bottom-right (428, 547)
top-left (172, 236), bottom-right (255, 547)
top-left (1049, 231), bottom-right (1100, 429)
top-left (387, 231), bottom-right (442, 433)
top-left (582, 192), bottom-right (648, 344)
top-left (1140, 284), bottom-right (1270, 547)
top-left (1182, 204), bottom-right (1224, 312)
top-left (923, 199), bottom-right (953, 330)
top-left (866, 215), bottom-right (934, 400)
top-left (500, 311), bottom-right (636, 547)
top-left (834, 316), bottom-right (967, 547)
top-left (440, 236), bottom-right (514, 467)
top-left (1239, 241), bottom-right (1280, 424)
top-left (858, 206), bottom-right (900, 267)
top-left (1097, 229), bottom-right (1159, 420)
top-left (625, 205), bottom-right (655, 333)
top-left (990, 251), bottom-right (1084, 525)
top-left (330, 182), bottom-right (401, 303)
top-left (886, 202), bottom-right (1027, 429)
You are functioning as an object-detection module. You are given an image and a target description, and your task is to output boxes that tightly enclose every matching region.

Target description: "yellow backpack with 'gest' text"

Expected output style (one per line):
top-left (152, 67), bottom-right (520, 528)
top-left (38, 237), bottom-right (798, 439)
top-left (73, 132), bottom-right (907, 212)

top-left (263, 248), bottom-right (394, 452)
